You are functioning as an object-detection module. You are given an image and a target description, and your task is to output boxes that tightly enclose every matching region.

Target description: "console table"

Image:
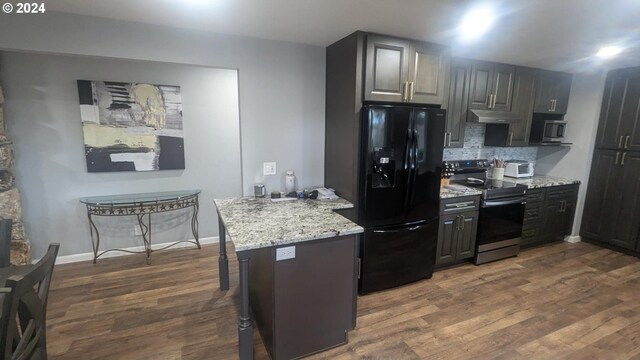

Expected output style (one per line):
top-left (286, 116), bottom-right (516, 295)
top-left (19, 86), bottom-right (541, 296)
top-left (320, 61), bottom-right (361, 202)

top-left (80, 190), bottom-right (201, 264)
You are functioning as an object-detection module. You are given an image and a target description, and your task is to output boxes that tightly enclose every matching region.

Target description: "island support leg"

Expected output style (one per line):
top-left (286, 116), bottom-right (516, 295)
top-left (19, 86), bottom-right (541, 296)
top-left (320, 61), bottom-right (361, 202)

top-left (218, 213), bottom-right (229, 290)
top-left (238, 255), bottom-right (253, 360)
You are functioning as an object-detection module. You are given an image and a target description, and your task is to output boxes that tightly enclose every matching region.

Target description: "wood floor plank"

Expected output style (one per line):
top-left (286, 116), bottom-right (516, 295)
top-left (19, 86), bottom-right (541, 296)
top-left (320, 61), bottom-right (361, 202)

top-left (44, 241), bottom-right (640, 359)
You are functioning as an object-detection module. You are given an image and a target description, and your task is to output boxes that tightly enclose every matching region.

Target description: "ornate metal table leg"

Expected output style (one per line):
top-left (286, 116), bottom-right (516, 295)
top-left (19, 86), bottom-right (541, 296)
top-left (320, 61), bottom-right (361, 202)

top-left (136, 213), bottom-right (152, 265)
top-left (237, 255), bottom-right (253, 360)
top-left (87, 212), bottom-right (100, 264)
top-left (218, 213), bottom-right (229, 290)
top-left (191, 200), bottom-right (201, 249)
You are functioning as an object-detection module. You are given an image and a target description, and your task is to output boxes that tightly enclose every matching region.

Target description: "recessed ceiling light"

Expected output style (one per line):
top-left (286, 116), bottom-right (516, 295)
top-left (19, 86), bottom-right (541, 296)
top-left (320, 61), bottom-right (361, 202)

top-left (459, 5), bottom-right (496, 41)
top-left (596, 46), bottom-right (623, 58)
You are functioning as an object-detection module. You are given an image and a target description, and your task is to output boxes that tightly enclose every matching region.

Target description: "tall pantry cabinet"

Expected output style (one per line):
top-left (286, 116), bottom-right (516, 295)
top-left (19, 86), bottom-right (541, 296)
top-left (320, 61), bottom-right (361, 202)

top-left (581, 67), bottom-right (640, 254)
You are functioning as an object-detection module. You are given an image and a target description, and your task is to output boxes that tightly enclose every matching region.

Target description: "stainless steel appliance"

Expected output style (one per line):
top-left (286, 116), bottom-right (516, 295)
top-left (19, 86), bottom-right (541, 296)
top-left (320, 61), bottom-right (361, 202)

top-left (358, 104), bottom-right (446, 293)
top-left (504, 160), bottom-right (535, 178)
top-left (530, 118), bottom-right (568, 144)
top-left (444, 159), bottom-right (527, 264)
top-left (254, 184), bottom-right (266, 198)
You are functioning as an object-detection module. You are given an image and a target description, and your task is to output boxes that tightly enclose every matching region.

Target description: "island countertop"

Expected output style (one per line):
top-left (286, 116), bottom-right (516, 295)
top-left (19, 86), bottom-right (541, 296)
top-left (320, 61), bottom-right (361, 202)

top-left (213, 197), bottom-right (364, 252)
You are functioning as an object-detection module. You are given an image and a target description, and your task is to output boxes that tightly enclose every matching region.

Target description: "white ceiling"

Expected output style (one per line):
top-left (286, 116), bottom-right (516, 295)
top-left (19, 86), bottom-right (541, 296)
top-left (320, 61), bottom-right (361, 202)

top-left (42, 0), bottom-right (640, 72)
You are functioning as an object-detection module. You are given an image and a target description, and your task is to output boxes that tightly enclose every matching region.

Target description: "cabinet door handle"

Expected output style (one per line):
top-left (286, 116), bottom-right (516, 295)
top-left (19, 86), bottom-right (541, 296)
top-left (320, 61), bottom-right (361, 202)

top-left (624, 135), bottom-right (630, 149)
top-left (455, 215), bottom-right (460, 230)
top-left (444, 132), bottom-right (449, 148)
top-left (509, 132), bottom-right (514, 146)
top-left (622, 152), bottom-right (627, 166)
top-left (460, 215), bottom-right (465, 230)
top-left (615, 151), bottom-right (620, 165)
top-left (448, 132), bottom-right (452, 147)
top-left (409, 82), bottom-right (414, 101)
top-left (402, 81), bottom-right (409, 101)
top-left (491, 94), bottom-right (497, 109)
top-left (619, 136), bottom-right (624, 148)
top-left (549, 99), bottom-right (554, 112)
top-left (553, 99), bottom-right (558, 112)
top-left (487, 94), bottom-right (493, 109)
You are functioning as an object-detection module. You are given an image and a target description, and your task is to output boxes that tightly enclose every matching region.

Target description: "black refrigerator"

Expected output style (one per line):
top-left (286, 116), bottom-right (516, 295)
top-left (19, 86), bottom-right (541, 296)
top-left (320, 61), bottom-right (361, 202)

top-left (358, 104), bottom-right (445, 293)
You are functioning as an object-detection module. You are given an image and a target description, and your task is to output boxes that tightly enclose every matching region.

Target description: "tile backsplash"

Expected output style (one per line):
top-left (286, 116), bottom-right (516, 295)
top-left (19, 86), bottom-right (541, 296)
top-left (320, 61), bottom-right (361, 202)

top-left (443, 123), bottom-right (538, 163)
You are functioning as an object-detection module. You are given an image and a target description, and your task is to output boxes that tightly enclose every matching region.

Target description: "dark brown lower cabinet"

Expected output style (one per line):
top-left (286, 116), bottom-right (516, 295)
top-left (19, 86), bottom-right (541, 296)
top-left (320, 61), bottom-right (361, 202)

top-left (436, 196), bottom-right (480, 266)
top-left (248, 235), bottom-right (357, 360)
top-left (581, 150), bottom-right (640, 252)
top-left (522, 184), bottom-right (579, 248)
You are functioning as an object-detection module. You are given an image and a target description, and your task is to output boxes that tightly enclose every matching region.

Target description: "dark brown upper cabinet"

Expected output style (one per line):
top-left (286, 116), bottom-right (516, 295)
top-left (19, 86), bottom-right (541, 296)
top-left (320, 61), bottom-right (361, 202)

top-left (364, 34), bottom-right (449, 105)
top-left (483, 67), bottom-right (536, 147)
top-left (364, 35), bottom-right (411, 103)
top-left (533, 70), bottom-right (572, 114)
top-left (468, 60), bottom-right (515, 112)
top-left (444, 58), bottom-right (471, 148)
top-left (507, 67), bottom-right (536, 146)
top-left (595, 67), bottom-right (640, 151)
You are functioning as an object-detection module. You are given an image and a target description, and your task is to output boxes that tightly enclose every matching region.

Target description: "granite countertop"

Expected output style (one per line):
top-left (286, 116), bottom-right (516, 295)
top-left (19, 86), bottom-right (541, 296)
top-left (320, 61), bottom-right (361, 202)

top-left (512, 175), bottom-right (581, 189)
top-left (440, 184), bottom-right (483, 199)
top-left (439, 175), bottom-right (581, 199)
top-left (213, 197), bottom-right (364, 252)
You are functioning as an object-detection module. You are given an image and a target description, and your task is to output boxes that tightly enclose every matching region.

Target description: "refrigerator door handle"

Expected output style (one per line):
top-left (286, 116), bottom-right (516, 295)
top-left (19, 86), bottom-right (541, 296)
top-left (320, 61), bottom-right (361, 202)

top-left (403, 128), bottom-right (414, 210)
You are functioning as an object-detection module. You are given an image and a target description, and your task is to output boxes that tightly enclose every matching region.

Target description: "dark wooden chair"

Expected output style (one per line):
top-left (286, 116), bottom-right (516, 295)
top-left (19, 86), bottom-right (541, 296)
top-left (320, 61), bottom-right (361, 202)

top-left (0, 243), bottom-right (60, 360)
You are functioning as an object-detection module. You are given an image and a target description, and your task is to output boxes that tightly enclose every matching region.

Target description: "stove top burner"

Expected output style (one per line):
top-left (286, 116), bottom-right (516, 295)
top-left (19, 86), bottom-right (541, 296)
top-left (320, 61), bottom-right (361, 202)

top-left (445, 159), bottom-right (527, 200)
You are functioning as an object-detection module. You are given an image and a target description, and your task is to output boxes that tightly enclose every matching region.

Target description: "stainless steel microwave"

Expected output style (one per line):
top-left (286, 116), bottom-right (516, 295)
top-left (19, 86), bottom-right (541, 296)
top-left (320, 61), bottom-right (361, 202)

top-left (529, 118), bottom-right (567, 144)
top-left (543, 120), bottom-right (566, 141)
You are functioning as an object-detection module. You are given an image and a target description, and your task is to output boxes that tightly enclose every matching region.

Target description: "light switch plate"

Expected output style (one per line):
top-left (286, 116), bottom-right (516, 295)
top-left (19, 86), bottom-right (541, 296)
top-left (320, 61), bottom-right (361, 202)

top-left (276, 246), bottom-right (295, 261)
top-left (263, 162), bottom-right (276, 176)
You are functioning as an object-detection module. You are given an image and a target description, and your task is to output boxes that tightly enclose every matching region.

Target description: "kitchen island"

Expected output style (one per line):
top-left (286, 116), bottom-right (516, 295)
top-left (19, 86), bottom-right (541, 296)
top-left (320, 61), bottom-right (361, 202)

top-left (214, 197), bottom-right (364, 360)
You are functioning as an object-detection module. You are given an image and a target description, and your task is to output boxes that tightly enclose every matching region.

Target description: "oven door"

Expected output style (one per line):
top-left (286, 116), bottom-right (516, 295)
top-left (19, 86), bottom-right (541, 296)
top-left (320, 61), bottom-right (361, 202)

top-left (477, 197), bottom-right (526, 248)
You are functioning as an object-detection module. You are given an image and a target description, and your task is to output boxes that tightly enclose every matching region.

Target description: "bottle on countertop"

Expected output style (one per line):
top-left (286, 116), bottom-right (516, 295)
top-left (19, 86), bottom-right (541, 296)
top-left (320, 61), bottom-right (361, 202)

top-left (285, 170), bottom-right (296, 194)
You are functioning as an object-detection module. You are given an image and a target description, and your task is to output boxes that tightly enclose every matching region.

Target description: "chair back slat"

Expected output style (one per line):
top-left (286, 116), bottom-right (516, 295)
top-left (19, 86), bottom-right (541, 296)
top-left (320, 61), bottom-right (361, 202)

top-left (0, 243), bottom-right (59, 360)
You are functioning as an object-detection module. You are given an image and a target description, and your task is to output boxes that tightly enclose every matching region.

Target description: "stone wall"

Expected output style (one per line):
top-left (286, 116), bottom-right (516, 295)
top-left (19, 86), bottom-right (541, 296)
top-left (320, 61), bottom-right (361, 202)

top-left (0, 85), bottom-right (31, 265)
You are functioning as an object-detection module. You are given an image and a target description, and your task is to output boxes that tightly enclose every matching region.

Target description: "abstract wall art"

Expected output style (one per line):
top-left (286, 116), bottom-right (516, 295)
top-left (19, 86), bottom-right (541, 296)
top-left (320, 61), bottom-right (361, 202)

top-left (77, 80), bottom-right (185, 172)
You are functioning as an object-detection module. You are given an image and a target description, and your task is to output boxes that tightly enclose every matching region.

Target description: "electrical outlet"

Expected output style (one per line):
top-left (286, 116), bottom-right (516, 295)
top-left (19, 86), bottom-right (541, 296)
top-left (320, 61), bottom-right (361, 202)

top-left (263, 162), bottom-right (276, 176)
top-left (276, 246), bottom-right (295, 261)
top-left (134, 226), bottom-right (142, 236)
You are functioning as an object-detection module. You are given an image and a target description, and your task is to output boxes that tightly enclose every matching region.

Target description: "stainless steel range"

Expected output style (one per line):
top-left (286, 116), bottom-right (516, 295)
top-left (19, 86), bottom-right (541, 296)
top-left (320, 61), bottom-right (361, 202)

top-left (444, 159), bottom-right (527, 264)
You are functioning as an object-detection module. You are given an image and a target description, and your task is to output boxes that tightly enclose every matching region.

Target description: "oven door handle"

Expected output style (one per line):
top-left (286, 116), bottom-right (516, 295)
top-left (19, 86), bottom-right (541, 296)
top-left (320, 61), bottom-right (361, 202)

top-left (482, 197), bottom-right (526, 208)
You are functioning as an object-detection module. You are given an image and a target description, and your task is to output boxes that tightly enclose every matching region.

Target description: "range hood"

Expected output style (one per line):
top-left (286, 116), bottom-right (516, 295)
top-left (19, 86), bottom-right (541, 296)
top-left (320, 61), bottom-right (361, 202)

top-left (468, 109), bottom-right (522, 124)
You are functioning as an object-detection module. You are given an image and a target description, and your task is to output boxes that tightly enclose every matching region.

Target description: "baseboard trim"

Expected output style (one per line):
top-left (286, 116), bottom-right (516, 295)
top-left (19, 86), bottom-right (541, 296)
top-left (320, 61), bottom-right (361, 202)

top-left (54, 236), bottom-right (219, 265)
top-left (565, 235), bottom-right (582, 243)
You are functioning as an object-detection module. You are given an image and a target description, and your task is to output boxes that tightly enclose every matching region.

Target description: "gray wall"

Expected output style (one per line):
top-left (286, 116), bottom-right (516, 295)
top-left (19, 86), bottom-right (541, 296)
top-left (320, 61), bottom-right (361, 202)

top-left (535, 72), bottom-right (607, 236)
top-left (0, 12), bottom-right (326, 258)
top-left (0, 53), bottom-right (242, 257)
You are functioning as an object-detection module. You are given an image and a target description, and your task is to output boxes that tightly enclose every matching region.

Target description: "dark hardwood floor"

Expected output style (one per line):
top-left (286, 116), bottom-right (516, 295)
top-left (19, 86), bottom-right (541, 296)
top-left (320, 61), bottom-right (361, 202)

top-left (46, 241), bottom-right (640, 359)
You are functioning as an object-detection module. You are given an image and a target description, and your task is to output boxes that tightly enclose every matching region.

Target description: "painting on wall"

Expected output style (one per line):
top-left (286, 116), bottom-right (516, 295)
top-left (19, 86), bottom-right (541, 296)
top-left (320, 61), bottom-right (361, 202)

top-left (77, 80), bottom-right (185, 172)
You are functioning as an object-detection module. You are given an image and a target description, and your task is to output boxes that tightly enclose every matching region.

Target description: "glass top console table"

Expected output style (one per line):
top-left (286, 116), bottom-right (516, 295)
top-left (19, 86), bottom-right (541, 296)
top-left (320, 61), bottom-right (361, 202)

top-left (80, 190), bottom-right (201, 264)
